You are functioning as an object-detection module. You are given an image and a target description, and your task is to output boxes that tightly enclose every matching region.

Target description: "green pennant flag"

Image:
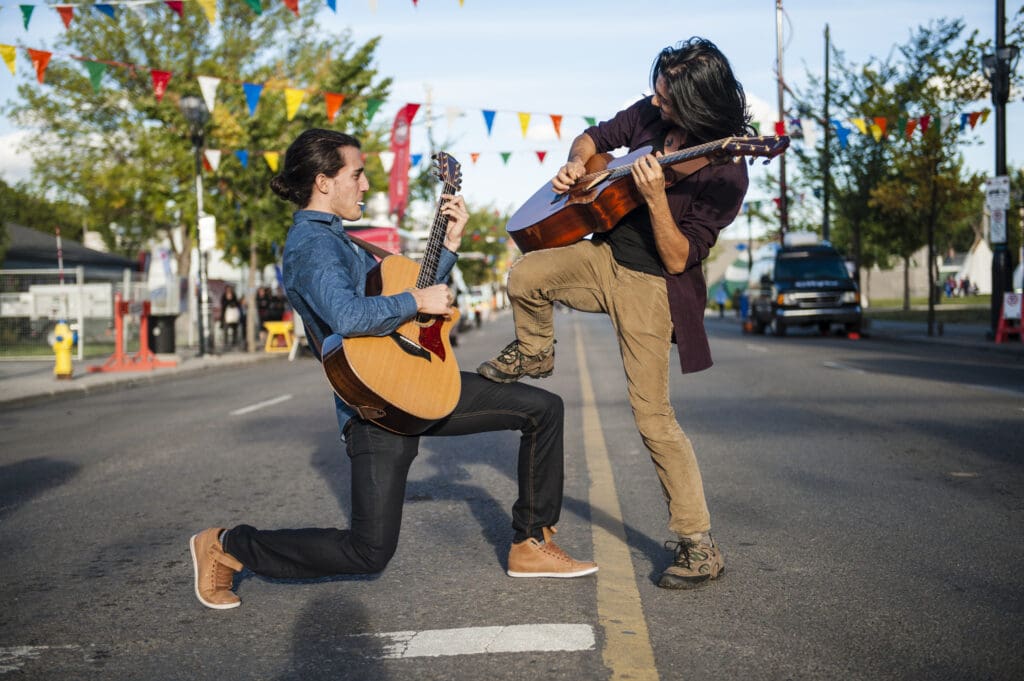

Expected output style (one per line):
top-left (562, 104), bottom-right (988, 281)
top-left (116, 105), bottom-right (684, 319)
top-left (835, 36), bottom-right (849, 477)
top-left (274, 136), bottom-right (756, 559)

top-left (366, 98), bottom-right (383, 122)
top-left (20, 5), bottom-right (35, 29)
top-left (751, 121), bottom-right (761, 135)
top-left (84, 61), bottom-right (106, 93)
top-left (583, 116), bottom-right (596, 127)
top-left (244, 0), bottom-right (262, 14)
top-left (500, 152), bottom-right (512, 165)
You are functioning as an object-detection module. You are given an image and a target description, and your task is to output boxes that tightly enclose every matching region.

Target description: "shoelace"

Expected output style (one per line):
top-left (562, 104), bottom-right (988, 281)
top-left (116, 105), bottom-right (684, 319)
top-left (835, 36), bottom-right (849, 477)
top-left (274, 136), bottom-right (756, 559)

top-left (663, 540), bottom-right (692, 568)
top-left (496, 340), bottom-right (522, 364)
top-left (209, 549), bottom-right (235, 590)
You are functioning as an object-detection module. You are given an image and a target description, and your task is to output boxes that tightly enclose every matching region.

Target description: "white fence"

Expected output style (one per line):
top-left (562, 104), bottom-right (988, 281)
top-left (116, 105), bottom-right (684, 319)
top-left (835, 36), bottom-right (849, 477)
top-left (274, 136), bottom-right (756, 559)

top-left (0, 267), bottom-right (174, 361)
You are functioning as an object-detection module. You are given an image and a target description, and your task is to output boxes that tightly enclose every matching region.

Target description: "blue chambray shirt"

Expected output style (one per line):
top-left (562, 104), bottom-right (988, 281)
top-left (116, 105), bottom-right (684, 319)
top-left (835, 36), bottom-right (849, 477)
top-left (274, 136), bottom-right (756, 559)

top-left (282, 209), bottom-right (458, 436)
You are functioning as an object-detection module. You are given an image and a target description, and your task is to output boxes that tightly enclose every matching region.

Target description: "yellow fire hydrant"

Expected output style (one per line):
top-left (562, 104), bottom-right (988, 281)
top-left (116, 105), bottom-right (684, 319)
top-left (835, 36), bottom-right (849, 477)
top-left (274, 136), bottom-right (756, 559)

top-left (52, 321), bottom-right (74, 380)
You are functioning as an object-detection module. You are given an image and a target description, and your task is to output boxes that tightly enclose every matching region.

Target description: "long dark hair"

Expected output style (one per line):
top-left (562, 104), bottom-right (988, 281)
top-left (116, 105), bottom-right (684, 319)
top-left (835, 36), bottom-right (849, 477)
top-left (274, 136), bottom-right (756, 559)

top-left (651, 37), bottom-right (754, 142)
top-left (269, 128), bottom-right (361, 207)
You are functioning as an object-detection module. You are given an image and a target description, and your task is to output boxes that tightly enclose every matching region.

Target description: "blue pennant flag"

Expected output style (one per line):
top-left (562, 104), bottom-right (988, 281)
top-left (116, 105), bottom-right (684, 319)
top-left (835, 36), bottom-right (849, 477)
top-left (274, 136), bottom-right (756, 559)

top-left (235, 150), bottom-right (249, 168)
top-left (243, 83), bottom-right (264, 117)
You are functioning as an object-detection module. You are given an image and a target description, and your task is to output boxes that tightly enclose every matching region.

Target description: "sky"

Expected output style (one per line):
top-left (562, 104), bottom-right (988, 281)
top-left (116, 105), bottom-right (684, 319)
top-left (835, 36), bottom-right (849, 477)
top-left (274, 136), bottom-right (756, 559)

top-left (0, 0), bottom-right (1020, 240)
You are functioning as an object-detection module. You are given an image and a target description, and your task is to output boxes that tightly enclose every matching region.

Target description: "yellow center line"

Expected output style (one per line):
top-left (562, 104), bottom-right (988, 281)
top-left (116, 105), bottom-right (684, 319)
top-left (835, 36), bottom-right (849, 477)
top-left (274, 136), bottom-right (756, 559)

top-left (575, 327), bottom-right (659, 681)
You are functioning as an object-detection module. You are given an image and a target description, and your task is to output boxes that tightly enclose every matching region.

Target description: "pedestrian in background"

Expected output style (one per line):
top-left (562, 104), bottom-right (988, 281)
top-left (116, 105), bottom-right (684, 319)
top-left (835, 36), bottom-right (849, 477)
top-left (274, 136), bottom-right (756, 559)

top-left (220, 285), bottom-right (242, 349)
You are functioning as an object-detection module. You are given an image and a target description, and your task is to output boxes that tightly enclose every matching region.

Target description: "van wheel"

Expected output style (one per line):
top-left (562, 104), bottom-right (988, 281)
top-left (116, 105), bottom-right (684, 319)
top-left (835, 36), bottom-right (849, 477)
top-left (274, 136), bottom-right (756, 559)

top-left (818, 322), bottom-right (831, 335)
top-left (772, 319), bottom-right (787, 336)
top-left (753, 321), bottom-right (767, 335)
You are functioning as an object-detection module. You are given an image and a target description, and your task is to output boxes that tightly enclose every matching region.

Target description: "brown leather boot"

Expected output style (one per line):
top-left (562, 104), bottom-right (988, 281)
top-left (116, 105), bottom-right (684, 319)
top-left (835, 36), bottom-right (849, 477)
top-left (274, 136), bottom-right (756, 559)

top-left (507, 526), bottom-right (598, 578)
top-left (478, 340), bottom-right (554, 383)
top-left (190, 527), bottom-right (243, 609)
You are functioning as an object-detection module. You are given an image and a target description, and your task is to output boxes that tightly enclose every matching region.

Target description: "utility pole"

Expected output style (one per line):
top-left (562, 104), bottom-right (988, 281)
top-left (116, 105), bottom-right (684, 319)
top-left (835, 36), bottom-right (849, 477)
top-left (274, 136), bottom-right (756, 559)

top-left (822, 24), bottom-right (831, 243)
top-left (983, 0), bottom-right (1019, 336)
top-left (776, 0), bottom-right (789, 243)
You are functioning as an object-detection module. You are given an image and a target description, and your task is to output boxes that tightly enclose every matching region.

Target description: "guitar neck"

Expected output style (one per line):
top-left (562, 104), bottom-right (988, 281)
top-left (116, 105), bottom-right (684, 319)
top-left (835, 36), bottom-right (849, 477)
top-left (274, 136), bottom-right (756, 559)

top-left (594, 139), bottom-right (727, 184)
top-left (415, 176), bottom-right (459, 289)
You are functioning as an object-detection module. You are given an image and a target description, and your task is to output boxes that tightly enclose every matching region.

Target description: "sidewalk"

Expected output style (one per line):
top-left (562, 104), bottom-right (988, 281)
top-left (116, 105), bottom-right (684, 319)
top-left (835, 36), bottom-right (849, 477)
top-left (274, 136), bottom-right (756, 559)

top-left (0, 347), bottom-right (288, 409)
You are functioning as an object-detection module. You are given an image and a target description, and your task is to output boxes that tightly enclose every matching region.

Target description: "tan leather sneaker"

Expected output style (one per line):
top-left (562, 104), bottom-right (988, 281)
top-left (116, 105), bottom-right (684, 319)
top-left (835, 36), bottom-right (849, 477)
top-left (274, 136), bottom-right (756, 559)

top-left (657, 534), bottom-right (724, 590)
top-left (478, 340), bottom-right (554, 383)
top-left (190, 527), bottom-right (243, 609)
top-left (507, 526), bottom-right (598, 578)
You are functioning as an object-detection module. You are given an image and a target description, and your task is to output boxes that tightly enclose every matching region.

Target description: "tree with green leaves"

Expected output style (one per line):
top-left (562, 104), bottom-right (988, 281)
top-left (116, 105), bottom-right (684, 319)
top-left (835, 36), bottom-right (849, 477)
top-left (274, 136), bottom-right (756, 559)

top-left (788, 18), bottom-right (999, 310)
top-left (6, 3), bottom-right (391, 278)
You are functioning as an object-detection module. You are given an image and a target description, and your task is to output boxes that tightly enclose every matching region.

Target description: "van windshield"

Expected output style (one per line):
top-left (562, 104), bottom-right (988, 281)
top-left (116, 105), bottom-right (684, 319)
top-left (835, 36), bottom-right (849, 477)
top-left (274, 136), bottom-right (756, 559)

top-left (775, 256), bottom-right (850, 281)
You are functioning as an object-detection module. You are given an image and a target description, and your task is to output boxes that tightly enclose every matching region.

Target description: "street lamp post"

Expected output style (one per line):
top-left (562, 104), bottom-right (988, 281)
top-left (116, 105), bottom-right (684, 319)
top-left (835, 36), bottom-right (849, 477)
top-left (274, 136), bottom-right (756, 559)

top-left (179, 95), bottom-right (212, 356)
top-left (981, 0), bottom-right (1019, 337)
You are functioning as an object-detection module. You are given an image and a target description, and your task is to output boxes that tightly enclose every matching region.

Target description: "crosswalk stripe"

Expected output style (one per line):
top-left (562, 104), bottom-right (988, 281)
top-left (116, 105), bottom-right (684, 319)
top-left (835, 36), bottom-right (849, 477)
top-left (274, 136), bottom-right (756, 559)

top-left (363, 624), bottom-right (595, 659)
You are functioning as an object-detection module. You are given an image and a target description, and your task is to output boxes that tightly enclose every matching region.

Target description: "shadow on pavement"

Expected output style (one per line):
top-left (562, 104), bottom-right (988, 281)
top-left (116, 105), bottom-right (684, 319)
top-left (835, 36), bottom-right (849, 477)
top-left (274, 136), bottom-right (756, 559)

top-left (0, 457), bottom-right (79, 519)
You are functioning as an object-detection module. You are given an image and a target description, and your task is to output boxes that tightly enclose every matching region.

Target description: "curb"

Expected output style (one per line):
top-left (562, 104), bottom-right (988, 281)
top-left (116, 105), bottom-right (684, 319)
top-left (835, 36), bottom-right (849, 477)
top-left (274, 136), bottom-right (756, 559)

top-left (0, 352), bottom-right (287, 410)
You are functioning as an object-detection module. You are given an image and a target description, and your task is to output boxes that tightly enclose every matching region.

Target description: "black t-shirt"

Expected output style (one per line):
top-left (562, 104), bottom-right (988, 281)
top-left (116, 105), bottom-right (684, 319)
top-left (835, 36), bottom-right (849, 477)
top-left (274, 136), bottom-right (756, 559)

top-left (592, 128), bottom-right (670, 276)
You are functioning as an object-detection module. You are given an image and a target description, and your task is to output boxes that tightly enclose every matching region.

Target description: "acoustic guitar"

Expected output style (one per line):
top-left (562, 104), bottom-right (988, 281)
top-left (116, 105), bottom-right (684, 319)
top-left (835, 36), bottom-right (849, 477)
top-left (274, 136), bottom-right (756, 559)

top-left (320, 153), bottom-right (463, 435)
top-left (506, 135), bottom-right (790, 253)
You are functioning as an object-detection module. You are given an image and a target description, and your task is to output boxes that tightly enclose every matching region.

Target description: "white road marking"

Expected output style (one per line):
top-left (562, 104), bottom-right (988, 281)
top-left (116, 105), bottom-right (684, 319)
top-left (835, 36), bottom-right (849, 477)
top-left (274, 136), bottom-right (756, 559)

top-left (230, 394), bottom-right (293, 416)
top-left (745, 344), bottom-right (769, 353)
top-left (822, 361), bottom-right (866, 374)
top-left (0, 645), bottom-right (79, 674)
top-left (362, 624), bottom-right (595, 659)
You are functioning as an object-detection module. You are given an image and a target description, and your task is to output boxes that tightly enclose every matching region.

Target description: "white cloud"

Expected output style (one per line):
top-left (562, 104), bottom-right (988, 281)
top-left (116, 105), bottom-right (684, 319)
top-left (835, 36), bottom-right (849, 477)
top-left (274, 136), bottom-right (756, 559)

top-left (0, 130), bottom-right (35, 185)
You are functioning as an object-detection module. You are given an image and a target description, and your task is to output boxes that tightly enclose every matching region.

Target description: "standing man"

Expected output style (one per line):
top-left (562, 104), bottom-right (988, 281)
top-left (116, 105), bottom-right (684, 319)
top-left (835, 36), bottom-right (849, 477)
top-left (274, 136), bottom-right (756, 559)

top-left (479, 38), bottom-right (752, 589)
top-left (190, 129), bottom-right (596, 610)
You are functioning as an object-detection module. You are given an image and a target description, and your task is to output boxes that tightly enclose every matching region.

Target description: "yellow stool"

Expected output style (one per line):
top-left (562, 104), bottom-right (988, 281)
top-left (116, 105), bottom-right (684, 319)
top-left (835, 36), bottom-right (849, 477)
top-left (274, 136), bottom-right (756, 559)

top-left (263, 321), bottom-right (294, 353)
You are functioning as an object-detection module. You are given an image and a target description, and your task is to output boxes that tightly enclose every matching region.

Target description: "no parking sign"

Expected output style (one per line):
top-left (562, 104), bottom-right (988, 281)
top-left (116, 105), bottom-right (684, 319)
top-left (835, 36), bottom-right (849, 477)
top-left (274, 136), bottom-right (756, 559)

top-left (1004, 293), bottom-right (1022, 320)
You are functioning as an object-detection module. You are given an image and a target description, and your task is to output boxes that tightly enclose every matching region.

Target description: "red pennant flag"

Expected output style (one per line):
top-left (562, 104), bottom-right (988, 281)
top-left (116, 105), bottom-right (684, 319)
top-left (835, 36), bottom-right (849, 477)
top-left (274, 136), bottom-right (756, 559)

top-left (27, 48), bottom-right (51, 84)
top-left (56, 5), bottom-right (74, 29)
top-left (918, 115), bottom-right (931, 134)
top-left (549, 114), bottom-right (563, 139)
top-left (150, 69), bottom-right (172, 102)
top-left (164, 1), bottom-right (183, 17)
top-left (470, 153), bottom-right (480, 165)
top-left (774, 120), bottom-right (786, 136)
top-left (282, 0), bottom-right (299, 16)
top-left (202, 156), bottom-right (213, 173)
top-left (904, 118), bottom-right (918, 139)
top-left (535, 151), bottom-right (547, 163)
top-left (968, 111), bottom-right (981, 129)
top-left (873, 116), bottom-right (888, 138)
top-left (324, 92), bottom-right (345, 123)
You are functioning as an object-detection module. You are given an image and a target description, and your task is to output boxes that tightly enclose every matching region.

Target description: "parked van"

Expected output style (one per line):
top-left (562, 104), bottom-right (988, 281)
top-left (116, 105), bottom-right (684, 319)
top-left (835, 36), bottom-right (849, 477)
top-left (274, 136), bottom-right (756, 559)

top-left (746, 233), bottom-right (862, 336)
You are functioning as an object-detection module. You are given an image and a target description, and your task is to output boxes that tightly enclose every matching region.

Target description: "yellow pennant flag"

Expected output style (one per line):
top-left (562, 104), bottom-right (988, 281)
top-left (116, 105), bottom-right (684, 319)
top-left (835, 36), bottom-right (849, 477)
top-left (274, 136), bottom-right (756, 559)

top-left (285, 88), bottom-right (306, 121)
top-left (518, 112), bottom-right (531, 138)
top-left (850, 118), bottom-right (868, 135)
top-left (195, 0), bottom-right (217, 24)
top-left (263, 151), bottom-right (280, 172)
top-left (1, 45), bottom-right (15, 75)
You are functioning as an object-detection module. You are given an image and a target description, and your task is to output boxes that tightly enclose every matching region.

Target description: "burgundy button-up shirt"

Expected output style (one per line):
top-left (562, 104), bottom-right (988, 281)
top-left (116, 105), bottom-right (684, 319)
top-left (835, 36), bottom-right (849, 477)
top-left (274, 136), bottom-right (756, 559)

top-left (584, 97), bottom-right (749, 373)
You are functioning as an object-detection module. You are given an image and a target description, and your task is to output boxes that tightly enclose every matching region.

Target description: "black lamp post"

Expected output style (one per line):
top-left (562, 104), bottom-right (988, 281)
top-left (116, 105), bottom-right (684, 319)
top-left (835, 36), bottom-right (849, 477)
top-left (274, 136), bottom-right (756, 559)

top-left (179, 95), bottom-right (212, 356)
top-left (981, 0), bottom-right (1019, 337)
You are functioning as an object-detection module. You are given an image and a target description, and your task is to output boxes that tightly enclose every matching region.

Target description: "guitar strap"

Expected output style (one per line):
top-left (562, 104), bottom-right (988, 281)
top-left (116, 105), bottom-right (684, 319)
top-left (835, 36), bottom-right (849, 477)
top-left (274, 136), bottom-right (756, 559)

top-left (347, 233), bottom-right (395, 260)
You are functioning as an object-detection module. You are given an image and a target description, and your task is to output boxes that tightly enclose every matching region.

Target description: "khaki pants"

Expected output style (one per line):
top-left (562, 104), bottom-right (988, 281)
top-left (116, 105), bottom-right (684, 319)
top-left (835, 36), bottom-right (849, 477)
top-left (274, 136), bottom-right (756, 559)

top-left (508, 239), bottom-right (710, 537)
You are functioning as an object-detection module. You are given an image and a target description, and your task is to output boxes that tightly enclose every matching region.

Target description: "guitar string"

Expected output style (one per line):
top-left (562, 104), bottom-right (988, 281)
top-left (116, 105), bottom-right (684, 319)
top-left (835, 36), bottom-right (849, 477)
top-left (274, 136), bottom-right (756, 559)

top-left (416, 154), bottom-right (462, 290)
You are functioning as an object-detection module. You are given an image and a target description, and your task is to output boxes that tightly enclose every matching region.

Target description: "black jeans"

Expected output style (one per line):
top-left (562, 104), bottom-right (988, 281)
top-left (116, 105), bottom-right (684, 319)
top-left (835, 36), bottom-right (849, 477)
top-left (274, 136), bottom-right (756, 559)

top-left (223, 373), bottom-right (564, 579)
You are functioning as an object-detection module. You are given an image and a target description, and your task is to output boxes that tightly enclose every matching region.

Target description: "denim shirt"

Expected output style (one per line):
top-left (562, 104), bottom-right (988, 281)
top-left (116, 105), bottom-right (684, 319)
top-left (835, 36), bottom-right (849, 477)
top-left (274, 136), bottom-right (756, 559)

top-left (282, 209), bottom-right (458, 435)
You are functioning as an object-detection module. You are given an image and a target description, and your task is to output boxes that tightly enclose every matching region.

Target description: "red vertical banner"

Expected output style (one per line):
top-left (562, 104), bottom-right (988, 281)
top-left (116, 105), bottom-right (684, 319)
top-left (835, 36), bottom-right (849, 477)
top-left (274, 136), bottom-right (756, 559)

top-left (388, 103), bottom-right (419, 221)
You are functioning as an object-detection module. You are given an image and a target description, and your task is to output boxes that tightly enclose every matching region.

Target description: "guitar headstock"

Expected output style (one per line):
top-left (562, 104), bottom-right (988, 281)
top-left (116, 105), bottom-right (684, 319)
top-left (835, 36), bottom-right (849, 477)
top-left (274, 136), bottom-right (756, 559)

top-left (711, 136), bottom-right (791, 164)
top-left (432, 152), bottom-right (463, 193)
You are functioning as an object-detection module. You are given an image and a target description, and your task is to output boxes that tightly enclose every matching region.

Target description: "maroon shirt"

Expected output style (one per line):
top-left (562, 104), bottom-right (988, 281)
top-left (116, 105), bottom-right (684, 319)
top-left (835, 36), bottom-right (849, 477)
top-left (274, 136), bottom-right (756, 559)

top-left (584, 97), bottom-right (749, 373)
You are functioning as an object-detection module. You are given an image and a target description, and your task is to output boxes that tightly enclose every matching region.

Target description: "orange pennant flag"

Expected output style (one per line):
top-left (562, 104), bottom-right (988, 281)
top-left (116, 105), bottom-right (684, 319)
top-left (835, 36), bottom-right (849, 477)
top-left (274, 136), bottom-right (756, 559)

top-left (904, 118), bottom-right (918, 139)
top-left (151, 69), bottom-right (172, 102)
top-left (470, 152), bottom-right (480, 165)
top-left (968, 111), bottom-right (982, 129)
top-left (27, 48), bottom-right (51, 84)
top-left (57, 5), bottom-right (74, 29)
top-left (549, 114), bottom-right (563, 139)
top-left (324, 92), bottom-right (345, 123)
top-left (518, 112), bottom-right (531, 138)
top-left (282, 0), bottom-right (299, 16)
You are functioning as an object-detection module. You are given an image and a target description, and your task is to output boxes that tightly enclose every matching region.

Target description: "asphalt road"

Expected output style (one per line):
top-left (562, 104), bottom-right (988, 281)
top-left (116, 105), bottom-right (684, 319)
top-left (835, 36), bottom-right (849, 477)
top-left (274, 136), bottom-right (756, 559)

top-left (2, 312), bottom-right (1022, 680)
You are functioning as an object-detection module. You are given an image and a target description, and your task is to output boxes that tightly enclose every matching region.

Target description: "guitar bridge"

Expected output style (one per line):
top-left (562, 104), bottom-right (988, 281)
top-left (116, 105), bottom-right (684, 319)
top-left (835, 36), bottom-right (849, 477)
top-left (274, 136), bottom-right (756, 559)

top-left (389, 332), bottom-right (431, 361)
